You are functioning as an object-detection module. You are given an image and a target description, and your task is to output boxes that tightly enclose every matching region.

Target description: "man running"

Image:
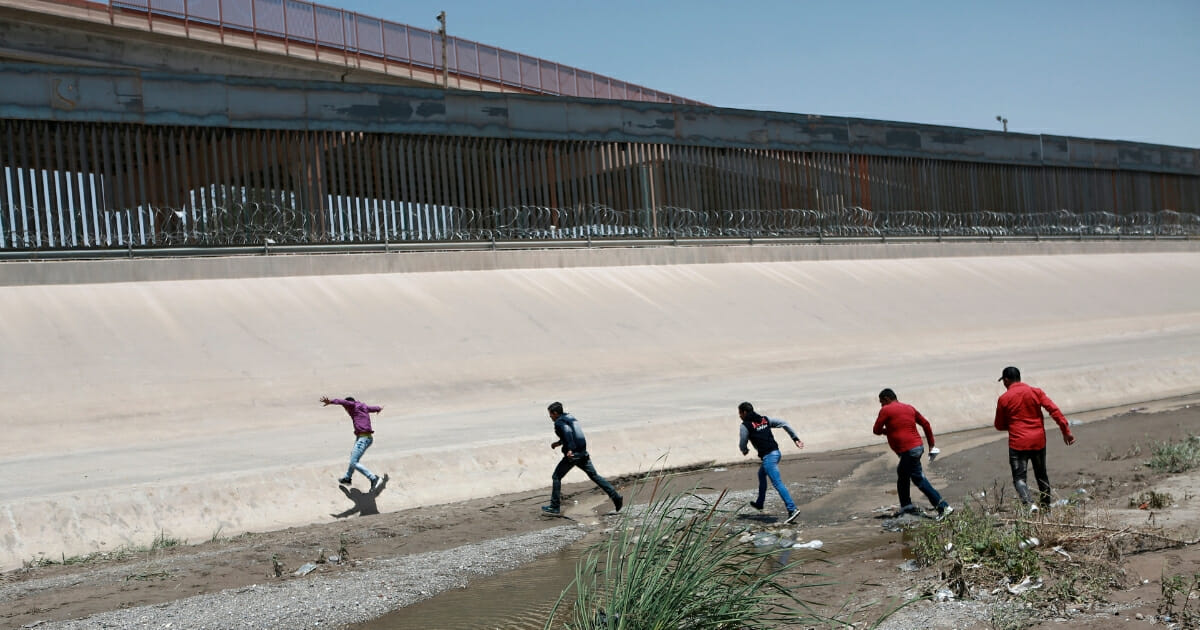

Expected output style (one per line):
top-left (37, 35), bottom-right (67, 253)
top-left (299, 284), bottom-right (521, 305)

top-left (321, 395), bottom-right (385, 493)
top-left (873, 388), bottom-right (952, 517)
top-left (542, 402), bottom-right (623, 516)
top-left (738, 402), bottom-right (803, 524)
top-left (995, 367), bottom-right (1076, 512)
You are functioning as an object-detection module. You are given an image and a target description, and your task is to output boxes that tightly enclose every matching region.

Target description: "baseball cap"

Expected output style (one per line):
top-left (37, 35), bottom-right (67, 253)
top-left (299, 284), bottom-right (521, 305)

top-left (998, 366), bottom-right (1020, 382)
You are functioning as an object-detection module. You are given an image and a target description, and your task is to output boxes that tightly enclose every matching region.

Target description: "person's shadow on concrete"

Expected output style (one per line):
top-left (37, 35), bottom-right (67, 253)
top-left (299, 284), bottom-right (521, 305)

top-left (331, 475), bottom-right (388, 518)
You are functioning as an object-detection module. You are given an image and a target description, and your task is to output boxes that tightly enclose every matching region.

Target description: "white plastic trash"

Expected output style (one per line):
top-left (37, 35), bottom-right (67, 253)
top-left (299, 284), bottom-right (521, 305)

top-left (792, 540), bottom-right (823, 550)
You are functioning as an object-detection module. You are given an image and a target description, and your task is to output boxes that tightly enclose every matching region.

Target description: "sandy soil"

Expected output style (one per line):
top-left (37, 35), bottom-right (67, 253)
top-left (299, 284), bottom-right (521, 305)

top-left (3, 401), bottom-right (1199, 629)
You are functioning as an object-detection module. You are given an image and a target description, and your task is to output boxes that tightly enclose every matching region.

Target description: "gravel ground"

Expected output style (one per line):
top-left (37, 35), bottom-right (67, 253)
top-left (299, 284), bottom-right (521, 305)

top-left (23, 525), bottom-right (586, 630)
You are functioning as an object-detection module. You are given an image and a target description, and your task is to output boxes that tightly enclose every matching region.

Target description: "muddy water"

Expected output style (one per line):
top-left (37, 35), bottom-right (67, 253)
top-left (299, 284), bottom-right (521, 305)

top-left (353, 523), bottom-right (889, 629)
top-left (355, 545), bottom-right (587, 630)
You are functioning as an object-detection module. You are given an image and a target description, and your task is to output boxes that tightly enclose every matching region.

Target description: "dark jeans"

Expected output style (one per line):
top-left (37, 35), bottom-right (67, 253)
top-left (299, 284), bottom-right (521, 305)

top-left (550, 454), bottom-right (620, 509)
top-left (1009, 447), bottom-right (1051, 507)
top-left (897, 446), bottom-right (946, 510)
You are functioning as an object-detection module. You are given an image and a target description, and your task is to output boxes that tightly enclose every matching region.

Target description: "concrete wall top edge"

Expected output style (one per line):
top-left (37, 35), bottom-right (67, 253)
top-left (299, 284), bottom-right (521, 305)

top-left (3, 63), bottom-right (1198, 175)
top-left (2, 240), bottom-right (1198, 287)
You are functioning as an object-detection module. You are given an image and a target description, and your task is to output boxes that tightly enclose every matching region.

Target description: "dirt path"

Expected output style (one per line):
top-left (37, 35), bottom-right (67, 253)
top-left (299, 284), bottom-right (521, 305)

top-left (3, 400), bottom-right (1199, 629)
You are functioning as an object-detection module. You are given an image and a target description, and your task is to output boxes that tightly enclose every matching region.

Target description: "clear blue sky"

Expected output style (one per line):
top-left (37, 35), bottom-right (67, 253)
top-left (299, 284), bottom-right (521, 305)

top-left (332, 0), bottom-right (1199, 148)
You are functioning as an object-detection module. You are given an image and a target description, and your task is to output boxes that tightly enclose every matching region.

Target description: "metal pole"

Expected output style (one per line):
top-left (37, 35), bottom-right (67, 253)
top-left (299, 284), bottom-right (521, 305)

top-left (436, 11), bottom-right (447, 89)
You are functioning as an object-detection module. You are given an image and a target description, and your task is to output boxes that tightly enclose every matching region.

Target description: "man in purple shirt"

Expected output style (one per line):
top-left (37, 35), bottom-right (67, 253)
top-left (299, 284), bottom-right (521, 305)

top-left (321, 396), bottom-right (385, 492)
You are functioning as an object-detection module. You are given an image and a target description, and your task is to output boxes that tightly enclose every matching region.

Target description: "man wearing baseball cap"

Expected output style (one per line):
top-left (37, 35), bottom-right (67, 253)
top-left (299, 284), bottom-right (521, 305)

top-left (994, 367), bottom-right (1076, 512)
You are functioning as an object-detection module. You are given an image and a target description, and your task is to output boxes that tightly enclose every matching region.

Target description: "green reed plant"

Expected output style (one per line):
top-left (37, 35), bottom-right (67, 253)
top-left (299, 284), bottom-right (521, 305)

top-left (1146, 435), bottom-right (1200, 473)
top-left (545, 480), bottom-right (822, 629)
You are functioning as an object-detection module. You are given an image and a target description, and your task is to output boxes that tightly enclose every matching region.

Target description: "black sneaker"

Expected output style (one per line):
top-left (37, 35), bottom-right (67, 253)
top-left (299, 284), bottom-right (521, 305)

top-left (937, 505), bottom-right (954, 519)
top-left (784, 509), bottom-right (801, 524)
top-left (749, 501), bottom-right (764, 511)
top-left (338, 477), bottom-right (352, 485)
top-left (613, 495), bottom-right (624, 512)
top-left (541, 505), bottom-right (561, 515)
top-left (370, 475), bottom-right (385, 492)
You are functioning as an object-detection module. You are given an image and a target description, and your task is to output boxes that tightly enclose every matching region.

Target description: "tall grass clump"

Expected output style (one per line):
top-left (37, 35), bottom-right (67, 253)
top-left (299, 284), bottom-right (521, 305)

top-left (1146, 435), bottom-right (1200, 473)
top-left (545, 482), bottom-right (817, 629)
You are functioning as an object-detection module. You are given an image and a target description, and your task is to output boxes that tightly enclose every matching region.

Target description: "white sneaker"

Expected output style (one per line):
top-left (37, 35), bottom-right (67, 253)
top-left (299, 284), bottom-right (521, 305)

top-left (1029, 504), bottom-right (1039, 514)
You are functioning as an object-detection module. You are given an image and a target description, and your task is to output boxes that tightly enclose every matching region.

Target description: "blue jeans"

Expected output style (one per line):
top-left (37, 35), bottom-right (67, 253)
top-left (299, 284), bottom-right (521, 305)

top-left (756, 450), bottom-right (796, 512)
top-left (549, 454), bottom-right (620, 509)
top-left (897, 446), bottom-right (946, 510)
top-left (345, 436), bottom-right (376, 481)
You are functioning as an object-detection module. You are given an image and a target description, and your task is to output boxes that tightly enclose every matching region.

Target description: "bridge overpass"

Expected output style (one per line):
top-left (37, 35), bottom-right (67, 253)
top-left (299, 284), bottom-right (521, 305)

top-left (0, 0), bottom-right (699, 102)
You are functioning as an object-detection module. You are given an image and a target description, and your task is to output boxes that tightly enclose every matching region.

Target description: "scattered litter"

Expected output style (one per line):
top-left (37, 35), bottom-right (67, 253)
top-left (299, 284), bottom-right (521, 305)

top-left (711, 467), bottom-right (727, 472)
top-left (944, 542), bottom-right (954, 552)
top-left (934, 587), bottom-right (955, 601)
top-left (751, 533), bottom-right (778, 548)
top-left (1051, 546), bottom-right (1071, 560)
top-left (1051, 499), bottom-right (1070, 507)
top-left (792, 540), bottom-right (823, 550)
top-left (1006, 576), bottom-right (1043, 595)
top-left (1018, 537), bottom-right (1040, 550)
top-left (293, 562), bottom-right (318, 577)
top-left (327, 555), bottom-right (341, 564)
top-left (898, 559), bottom-right (920, 572)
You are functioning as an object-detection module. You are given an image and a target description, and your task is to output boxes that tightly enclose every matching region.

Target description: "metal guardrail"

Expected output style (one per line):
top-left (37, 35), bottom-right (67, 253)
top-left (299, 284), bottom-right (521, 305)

top-left (45, 0), bottom-right (701, 104)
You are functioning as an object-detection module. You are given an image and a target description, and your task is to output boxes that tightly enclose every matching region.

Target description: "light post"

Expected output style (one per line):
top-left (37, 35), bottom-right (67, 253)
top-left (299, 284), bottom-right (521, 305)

top-left (436, 11), bottom-right (448, 89)
top-left (995, 115), bottom-right (1008, 133)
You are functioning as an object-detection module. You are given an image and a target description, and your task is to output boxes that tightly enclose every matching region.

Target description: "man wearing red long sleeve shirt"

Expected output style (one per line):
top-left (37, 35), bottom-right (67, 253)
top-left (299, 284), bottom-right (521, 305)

top-left (873, 388), bottom-right (952, 517)
top-left (994, 367), bottom-right (1076, 511)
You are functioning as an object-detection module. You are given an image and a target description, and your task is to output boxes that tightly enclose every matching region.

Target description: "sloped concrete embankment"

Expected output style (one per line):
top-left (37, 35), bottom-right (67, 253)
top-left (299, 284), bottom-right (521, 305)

top-left (1, 241), bottom-right (1198, 570)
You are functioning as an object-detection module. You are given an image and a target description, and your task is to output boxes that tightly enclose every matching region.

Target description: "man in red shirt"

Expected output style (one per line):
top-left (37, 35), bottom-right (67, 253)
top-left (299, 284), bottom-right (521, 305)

top-left (994, 367), bottom-right (1076, 512)
top-left (873, 388), bottom-right (952, 517)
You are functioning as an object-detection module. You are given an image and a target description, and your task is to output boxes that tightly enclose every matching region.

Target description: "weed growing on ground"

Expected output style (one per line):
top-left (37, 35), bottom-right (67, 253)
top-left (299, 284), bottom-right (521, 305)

top-left (911, 494), bottom-right (1130, 622)
top-left (23, 530), bottom-right (185, 568)
top-left (1100, 442), bottom-right (1142, 461)
top-left (1129, 490), bottom-right (1174, 510)
top-left (988, 602), bottom-right (1035, 630)
top-left (1146, 435), bottom-right (1200, 473)
top-left (125, 570), bottom-right (172, 581)
top-left (911, 500), bottom-right (1039, 583)
top-left (151, 530), bottom-right (182, 550)
top-left (1159, 570), bottom-right (1200, 626)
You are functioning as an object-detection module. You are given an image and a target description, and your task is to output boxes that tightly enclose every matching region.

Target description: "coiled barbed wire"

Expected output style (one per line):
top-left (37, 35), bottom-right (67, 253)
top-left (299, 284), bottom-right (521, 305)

top-left (1, 202), bottom-right (1197, 251)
